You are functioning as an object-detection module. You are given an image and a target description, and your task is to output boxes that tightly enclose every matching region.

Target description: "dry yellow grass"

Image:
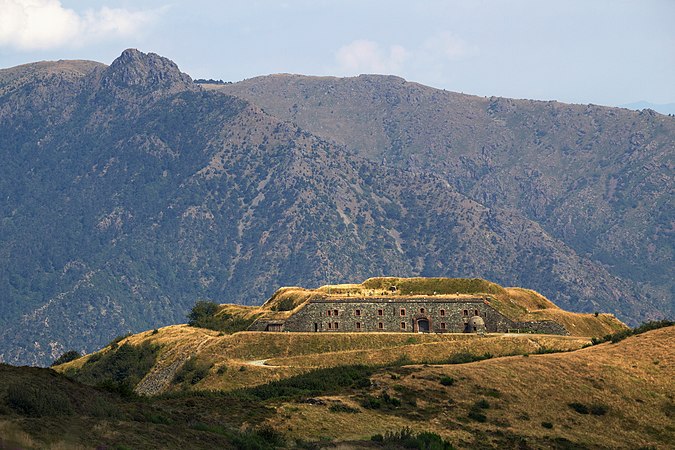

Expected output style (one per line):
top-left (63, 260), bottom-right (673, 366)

top-left (271, 326), bottom-right (674, 449)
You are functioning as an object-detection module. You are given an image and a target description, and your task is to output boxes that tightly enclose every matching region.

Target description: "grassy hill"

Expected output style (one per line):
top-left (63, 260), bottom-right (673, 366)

top-left (54, 279), bottom-right (625, 398)
top-left (5, 325), bottom-right (673, 449)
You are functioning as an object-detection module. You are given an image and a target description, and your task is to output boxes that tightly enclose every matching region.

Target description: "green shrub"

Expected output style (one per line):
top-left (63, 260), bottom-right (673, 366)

top-left (243, 365), bottom-right (373, 401)
top-left (6, 383), bottom-right (73, 417)
top-left (187, 300), bottom-right (220, 329)
top-left (591, 320), bottom-right (673, 345)
top-left (329, 402), bottom-right (360, 413)
top-left (71, 342), bottom-right (158, 392)
top-left (590, 404), bottom-right (608, 416)
top-left (473, 399), bottom-right (490, 409)
top-left (372, 427), bottom-right (454, 450)
top-left (174, 356), bottom-right (213, 385)
top-left (568, 402), bottom-right (589, 414)
top-left (467, 409), bottom-right (487, 422)
top-left (445, 352), bottom-right (491, 364)
top-left (51, 350), bottom-right (81, 366)
top-left (439, 376), bottom-right (455, 386)
top-left (541, 421), bottom-right (553, 429)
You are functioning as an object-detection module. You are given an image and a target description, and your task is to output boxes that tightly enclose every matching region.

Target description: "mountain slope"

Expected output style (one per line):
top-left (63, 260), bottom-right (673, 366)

top-left (216, 74), bottom-right (674, 320)
top-left (0, 50), bottom-right (667, 365)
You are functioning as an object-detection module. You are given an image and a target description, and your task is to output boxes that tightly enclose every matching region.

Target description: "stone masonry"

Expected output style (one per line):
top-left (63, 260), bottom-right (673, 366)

top-left (249, 295), bottom-right (568, 335)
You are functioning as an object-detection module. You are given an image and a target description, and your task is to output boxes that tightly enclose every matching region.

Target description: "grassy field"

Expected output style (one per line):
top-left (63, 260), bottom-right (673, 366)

top-left (7, 325), bottom-right (674, 449)
top-left (58, 326), bottom-right (592, 394)
top-left (270, 326), bottom-right (675, 448)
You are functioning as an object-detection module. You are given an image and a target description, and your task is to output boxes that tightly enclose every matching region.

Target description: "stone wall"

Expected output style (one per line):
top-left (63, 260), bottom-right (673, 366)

top-left (281, 297), bottom-right (512, 333)
top-left (248, 296), bottom-right (569, 336)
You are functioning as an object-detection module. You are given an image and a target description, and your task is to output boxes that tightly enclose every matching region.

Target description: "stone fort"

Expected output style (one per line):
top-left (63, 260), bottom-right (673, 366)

top-left (248, 280), bottom-right (568, 335)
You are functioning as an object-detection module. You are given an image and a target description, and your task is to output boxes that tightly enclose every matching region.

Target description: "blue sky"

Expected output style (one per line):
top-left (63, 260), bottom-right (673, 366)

top-left (1, 0), bottom-right (674, 108)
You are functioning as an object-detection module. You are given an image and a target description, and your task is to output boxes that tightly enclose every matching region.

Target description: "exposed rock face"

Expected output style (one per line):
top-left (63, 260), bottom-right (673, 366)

top-left (99, 49), bottom-right (196, 95)
top-left (0, 50), bottom-right (670, 365)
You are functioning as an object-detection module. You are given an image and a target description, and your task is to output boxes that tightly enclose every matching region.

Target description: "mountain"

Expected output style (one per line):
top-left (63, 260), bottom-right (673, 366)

top-left (0, 50), bottom-right (671, 365)
top-left (217, 75), bottom-right (674, 317)
top-left (620, 101), bottom-right (675, 116)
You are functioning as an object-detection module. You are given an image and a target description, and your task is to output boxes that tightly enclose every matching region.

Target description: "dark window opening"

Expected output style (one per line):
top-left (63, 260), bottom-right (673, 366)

top-left (356, 322), bottom-right (361, 329)
top-left (333, 309), bottom-right (339, 316)
top-left (401, 322), bottom-right (406, 329)
top-left (420, 308), bottom-right (425, 314)
top-left (400, 308), bottom-right (406, 316)
top-left (355, 309), bottom-right (361, 316)
top-left (378, 322), bottom-right (384, 329)
top-left (334, 322), bottom-right (339, 330)
top-left (440, 309), bottom-right (446, 316)
top-left (327, 310), bottom-right (331, 316)
top-left (328, 322), bottom-right (332, 329)
top-left (378, 309), bottom-right (383, 316)
top-left (475, 310), bottom-right (479, 316)
top-left (440, 322), bottom-right (446, 330)
top-left (463, 310), bottom-right (469, 316)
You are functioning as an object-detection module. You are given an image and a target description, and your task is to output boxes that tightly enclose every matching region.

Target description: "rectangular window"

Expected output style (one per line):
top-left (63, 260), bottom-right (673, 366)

top-left (378, 309), bottom-right (383, 316)
top-left (356, 322), bottom-right (361, 330)
top-left (440, 322), bottom-right (446, 330)
top-left (328, 322), bottom-right (332, 329)
top-left (463, 309), bottom-right (468, 316)
top-left (378, 322), bottom-right (384, 329)
top-left (355, 309), bottom-right (361, 316)
top-left (327, 310), bottom-right (331, 316)
top-left (440, 309), bottom-right (446, 316)
top-left (334, 322), bottom-right (339, 330)
top-left (400, 322), bottom-right (406, 330)
top-left (475, 310), bottom-right (479, 316)
top-left (420, 308), bottom-right (425, 314)
top-left (400, 308), bottom-right (406, 316)
top-left (333, 309), bottom-right (339, 316)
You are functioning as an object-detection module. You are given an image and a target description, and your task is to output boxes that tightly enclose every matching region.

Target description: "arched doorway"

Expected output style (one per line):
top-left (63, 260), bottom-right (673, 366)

top-left (416, 318), bottom-right (430, 332)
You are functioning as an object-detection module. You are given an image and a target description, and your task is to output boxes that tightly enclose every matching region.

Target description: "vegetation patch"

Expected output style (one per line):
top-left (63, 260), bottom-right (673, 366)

top-left (51, 350), bottom-right (81, 366)
top-left (67, 342), bottom-right (158, 393)
top-left (329, 402), bottom-right (360, 413)
top-left (173, 356), bottom-right (213, 386)
top-left (6, 382), bottom-right (74, 417)
top-left (241, 365), bottom-right (373, 401)
top-left (370, 427), bottom-right (454, 449)
top-left (590, 321), bottom-right (673, 345)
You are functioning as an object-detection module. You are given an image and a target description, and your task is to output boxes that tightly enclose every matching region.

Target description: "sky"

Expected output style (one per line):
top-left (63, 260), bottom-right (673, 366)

top-left (1, 0), bottom-right (674, 108)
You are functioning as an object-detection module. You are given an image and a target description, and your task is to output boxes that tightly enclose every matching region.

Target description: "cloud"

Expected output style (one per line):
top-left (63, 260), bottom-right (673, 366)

top-left (0, 0), bottom-right (158, 51)
top-left (335, 39), bottom-right (409, 74)
top-left (334, 32), bottom-right (473, 78)
top-left (421, 31), bottom-right (472, 61)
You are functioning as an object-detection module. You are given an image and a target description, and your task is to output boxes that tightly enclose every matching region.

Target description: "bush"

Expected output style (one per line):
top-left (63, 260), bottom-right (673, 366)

top-left (174, 356), bottom-right (213, 385)
top-left (439, 376), bottom-right (455, 386)
top-left (329, 402), bottom-right (360, 413)
top-left (243, 365), bottom-right (373, 401)
top-left (568, 402), bottom-right (589, 414)
top-left (473, 399), bottom-right (490, 409)
top-left (71, 342), bottom-right (158, 392)
top-left (541, 421), bottom-right (553, 429)
top-left (591, 320), bottom-right (674, 345)
top-left (467, 409), bottom-right (487, 422)
top-left (6, 383), bottom-right (73, 417)
top-left (188, 300), bottom-right (220, 329)
top-left (51, 350), bottom-right (81, 366)
top-left (372, 427), bottom-right (454, 450)
top-left (590, 404), bottom-right (608, 416)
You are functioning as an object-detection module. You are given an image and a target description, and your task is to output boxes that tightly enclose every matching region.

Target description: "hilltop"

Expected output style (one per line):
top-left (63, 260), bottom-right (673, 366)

top-left (5, 324), bottom-right (673, 449)
top-left (0, 49), bottom-right (672, 365)
top-left (53, 277), bottom-right (626, 397)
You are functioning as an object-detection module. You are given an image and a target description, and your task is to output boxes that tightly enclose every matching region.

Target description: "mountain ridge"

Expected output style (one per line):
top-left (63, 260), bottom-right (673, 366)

top-left (0, 50), bottom-right (671, 365)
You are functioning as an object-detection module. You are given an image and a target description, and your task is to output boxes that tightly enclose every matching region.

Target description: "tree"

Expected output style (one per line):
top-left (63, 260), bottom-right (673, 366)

top-left (187, 300), bottom-right (220, 329)
top-left (51, 350), bottom-right (81, 366)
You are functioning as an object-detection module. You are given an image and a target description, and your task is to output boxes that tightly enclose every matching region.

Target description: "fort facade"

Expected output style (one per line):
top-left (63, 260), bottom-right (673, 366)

top-left (249, 294), bottom-right (568, 335)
